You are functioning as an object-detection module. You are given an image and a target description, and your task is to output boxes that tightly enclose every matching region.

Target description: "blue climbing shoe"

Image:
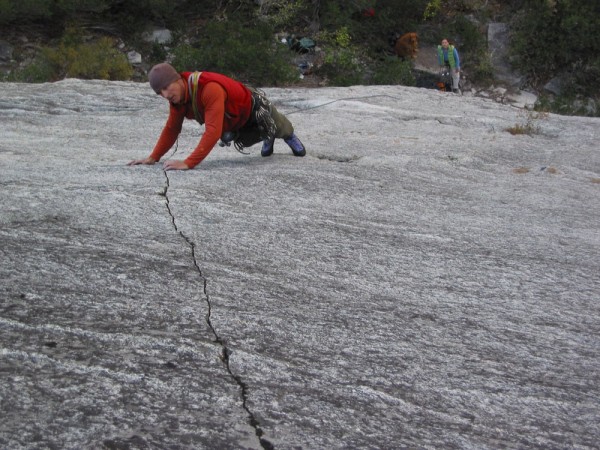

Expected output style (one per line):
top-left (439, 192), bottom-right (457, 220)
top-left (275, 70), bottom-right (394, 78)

top-left (261, 137), bottom-right (274, 157)
top-left (219, 131), bottom-right (237, 147)
top-left (284, 133), bottom-right (306, 157)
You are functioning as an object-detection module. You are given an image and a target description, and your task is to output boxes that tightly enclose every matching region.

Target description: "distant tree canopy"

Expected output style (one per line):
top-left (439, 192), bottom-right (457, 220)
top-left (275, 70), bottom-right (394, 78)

top-left (0, 0), bottom-right (431, 35)
top-left (0, 0), bottom-right (107, 25)
top-left (510, 0), bottom-right (600, 95)
top-left (2, 0), bottom-right (599, 97)
top-left (0, 0), bottom-right (186, 28)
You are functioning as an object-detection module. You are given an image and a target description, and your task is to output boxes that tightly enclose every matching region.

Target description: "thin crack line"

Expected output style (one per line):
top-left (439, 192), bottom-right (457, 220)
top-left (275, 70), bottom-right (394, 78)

top-left (160, 169), bottom-right (274, 450)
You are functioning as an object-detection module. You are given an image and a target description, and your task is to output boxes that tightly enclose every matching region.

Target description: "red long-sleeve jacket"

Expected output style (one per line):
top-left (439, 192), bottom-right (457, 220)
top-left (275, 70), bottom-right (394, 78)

top-left (150, 71), bottom-right (253, 168)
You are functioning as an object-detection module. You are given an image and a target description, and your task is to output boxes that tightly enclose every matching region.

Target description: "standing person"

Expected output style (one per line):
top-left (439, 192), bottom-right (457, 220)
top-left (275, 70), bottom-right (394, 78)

top-left (128, 63), bottom-right (306, 171)
top-left (437, 38), bottom-right (461, 94)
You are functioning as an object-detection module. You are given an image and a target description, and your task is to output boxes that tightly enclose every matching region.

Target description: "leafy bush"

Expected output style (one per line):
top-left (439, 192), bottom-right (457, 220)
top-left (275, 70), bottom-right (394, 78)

top-left (318, 47), bottom-right (364, 86)
top-left (0, 0), bottom-right (112, 27)
top-left (9, 31), bottom-right (132, 82)
top-left (171, 20), bottom-right (298, 86)
top-left (50, 37), bottom-right (133, 80)
top-left (106, 0), bottom-right (179, 36)
top-left (5, 57), bottom-right (56, 83)
top-left (257, 0), bottom-right (310, 29)
top-left (337, 0), bottom-right (430, 33)
top-left (54, 0), bottom-right (110, 15)
top-left (319, 0), bottom-right (431, 57)
top-left (0, 0), bottom-right (176, 34)
top-left (314, 27), bottom-right (366, 86)
top-left (469, 51), bottom-right (494, 84)
top-left (423, 0), bottom-right (442, 20)
top-left (535, 93), bottom-right (599, 117)
top-left (370, 57), bottom-right (416, 86)
top-left (0, 0), bottom-right (53, 25)
top-left (442, 15), bottom-right (485, 54)
top-left (511, 0), bottom-right (600, 97)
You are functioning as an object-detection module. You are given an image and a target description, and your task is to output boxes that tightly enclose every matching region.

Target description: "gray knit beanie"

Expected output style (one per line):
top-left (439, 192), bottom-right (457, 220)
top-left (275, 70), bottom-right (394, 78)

top-left (148, 63), bottom-right (181, 94)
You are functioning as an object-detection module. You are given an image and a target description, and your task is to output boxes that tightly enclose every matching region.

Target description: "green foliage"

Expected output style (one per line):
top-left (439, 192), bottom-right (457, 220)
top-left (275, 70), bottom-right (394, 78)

top-left (172, 20), bottom-right (298, 86)
top-left (55, 0), bottom-right (110, 14)
top-left (0, 0), bottom-right (13, 24)
top-left (315, 28), bottom-right (365, 86)
top-left (442, 0), bottom-right (495, 14)
top-left (0, 0), bottom-right (177, 32)
top-left (332, 26), bottom-right (352, 48)
top-left (318, 1), bottom-right (364, 30)
top-left (1, 0), bottom-right (597, 102)
top-left (257, 0), bottom-right (309, 29)
top-left (148, 41), bottom-right (168, 65)
top-left (535, 93), bottom-right (599, 117)
top-left (318, 0), bottom-right (430, 58)
top-left (0, 0), bottom-right (53, 24)
top-left (170, 44), bottom-right (200, 71)
top-left (10, 32), bottom-right (132, 82)
top-left (0, 0), bottom-right (108, 25)
top-left (370, 58), bottom-right (416, 86)
top-left (108, 0), bottom-right (178, 34)
top-left (423, 0), bottom-right (442, 20)
top-left (388, 0), bottom-right (433, 30)
top-left (54, 37), bottom-right (132, 80)
top-left (442, 15), bottom-right (484, 54)
top-left (5, 56), bottom-right (56, 83)
top-left (511, 0), bottom-right (600, 96)
top-left (469, 51), bottom-right (494, 84)
top-left (318, 47), bottom-right (364, 86)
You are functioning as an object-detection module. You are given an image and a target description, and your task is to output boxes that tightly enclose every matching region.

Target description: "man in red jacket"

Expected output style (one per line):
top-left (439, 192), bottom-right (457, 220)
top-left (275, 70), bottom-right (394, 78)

top-left (128, 63), bottom-right (305, 171)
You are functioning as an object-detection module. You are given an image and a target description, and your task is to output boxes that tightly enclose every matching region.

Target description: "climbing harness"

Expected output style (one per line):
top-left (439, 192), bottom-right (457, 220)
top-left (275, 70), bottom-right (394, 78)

top-left (188, 72), bottom-right (275, 155)
top-left (188, 74), bottom-right (409, 156)
top-left (187, 71), bottom-right (204, 124)
top-left (248, 88), bottom-right (277, 145)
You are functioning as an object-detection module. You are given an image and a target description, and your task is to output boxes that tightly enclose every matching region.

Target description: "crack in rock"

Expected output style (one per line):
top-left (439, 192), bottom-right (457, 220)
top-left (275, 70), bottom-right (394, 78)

top-left (315, 154), bottom-right (361, 163)
top-left (161, 170), bottom-right (274, 450)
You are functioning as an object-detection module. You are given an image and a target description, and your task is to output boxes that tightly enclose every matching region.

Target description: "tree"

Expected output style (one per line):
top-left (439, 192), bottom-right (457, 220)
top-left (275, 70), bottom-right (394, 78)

top-left (511, 0), bottom-right (600, 95)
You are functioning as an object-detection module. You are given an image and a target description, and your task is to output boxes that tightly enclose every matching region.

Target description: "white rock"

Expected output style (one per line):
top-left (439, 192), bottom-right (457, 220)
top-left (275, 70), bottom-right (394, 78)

top-left (127, 51), bottom-right (142, 64)
top-left (142, 28), bottom-right (173, 44)
top-left (507, 89), bottom-right (538, 108)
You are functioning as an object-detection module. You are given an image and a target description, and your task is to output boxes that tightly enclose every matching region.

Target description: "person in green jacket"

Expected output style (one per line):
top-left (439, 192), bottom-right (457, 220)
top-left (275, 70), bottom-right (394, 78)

top-left (437, 38), bottom-right (461, 94)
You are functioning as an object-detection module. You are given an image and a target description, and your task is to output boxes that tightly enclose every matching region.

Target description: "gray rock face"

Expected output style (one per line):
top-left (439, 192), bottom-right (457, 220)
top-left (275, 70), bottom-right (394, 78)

top-left (142, 28), bottom-right (173, 44)
top-left (0, 40), bottom-right (14, 62)
top-left (127, 50), bottom-right (142, 65)
top-left (1, 80), bottom-right (599, 449)
top-left (488, 22), bottom-right (524, 87)
top-left (544, 76), bottom-right (565, 96)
